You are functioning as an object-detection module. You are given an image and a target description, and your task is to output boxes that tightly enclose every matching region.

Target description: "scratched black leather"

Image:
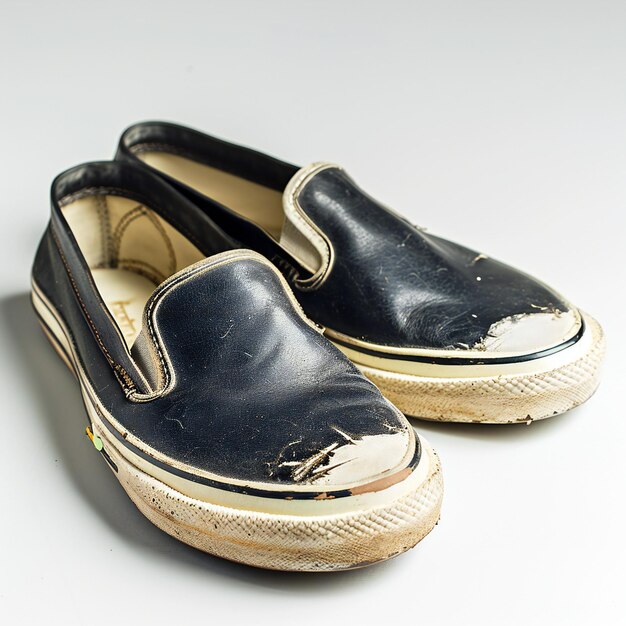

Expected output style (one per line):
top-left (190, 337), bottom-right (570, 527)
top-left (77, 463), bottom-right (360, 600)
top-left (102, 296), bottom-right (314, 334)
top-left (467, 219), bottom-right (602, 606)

top-left (32, 162), bottom-right (411, 487)
top-left (129, 257), bottom-right (409, 481)
top-left (293, 168), bottom-right (571, 348)
top-left (117, 122), bottom-right (572, 350)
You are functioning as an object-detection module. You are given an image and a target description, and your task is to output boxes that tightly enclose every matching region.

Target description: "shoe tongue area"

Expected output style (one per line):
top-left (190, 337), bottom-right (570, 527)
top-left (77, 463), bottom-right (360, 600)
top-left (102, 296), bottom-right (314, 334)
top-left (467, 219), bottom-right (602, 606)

top-left (280, 162), bottom-right (343, 274)
top-left (130, 250), bottom-right (291, 392)
top-left (279, 162), bottom-right (418, 279)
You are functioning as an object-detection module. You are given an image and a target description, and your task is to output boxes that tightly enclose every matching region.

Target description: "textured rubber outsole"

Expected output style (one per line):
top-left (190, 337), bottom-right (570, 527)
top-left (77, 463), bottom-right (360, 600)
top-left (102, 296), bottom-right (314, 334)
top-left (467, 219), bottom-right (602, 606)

top-left (359, 314), bottom-right (605, 424)
top-left (32, 284), bottom-right (444, 571)
top-left (103, 424), bottom-right (443, 571)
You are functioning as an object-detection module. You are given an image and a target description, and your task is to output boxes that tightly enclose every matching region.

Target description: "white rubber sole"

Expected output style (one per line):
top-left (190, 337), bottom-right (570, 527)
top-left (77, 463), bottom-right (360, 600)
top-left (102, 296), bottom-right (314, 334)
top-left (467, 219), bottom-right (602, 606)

top-left (344, 314), bottom-right (605, 424)
top-left (31, 282), bottom-right (444, 570)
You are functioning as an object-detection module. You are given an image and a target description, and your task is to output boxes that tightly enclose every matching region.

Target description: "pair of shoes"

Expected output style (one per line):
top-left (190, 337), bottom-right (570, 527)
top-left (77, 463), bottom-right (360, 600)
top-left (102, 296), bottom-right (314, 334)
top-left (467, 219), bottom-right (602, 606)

top-left (31, 122), bottom-right (605, 571)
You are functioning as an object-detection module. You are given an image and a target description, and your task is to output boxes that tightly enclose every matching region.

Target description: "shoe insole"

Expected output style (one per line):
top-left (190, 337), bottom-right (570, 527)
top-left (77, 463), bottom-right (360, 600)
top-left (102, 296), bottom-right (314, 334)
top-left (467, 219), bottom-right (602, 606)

top-left (138, 151), bottom-right (285, 240)
top-left (92, 268), bottom-right (156, 348)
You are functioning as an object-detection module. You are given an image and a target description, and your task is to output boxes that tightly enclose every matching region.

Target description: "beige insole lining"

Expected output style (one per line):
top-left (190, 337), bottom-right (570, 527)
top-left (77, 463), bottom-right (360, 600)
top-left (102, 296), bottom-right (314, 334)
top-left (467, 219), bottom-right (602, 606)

top-left (61, 194), bottom-right (206, 348)
top-left (138, 151), bottom-right (286, 239)
top-left (92, 268), bottom-right (155, 346)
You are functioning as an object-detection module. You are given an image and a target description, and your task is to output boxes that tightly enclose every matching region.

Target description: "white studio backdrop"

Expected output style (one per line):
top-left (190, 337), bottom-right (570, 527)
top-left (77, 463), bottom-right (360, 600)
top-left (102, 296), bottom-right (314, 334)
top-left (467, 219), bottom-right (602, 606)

top-left (0, 2), bottom-right (624, 625)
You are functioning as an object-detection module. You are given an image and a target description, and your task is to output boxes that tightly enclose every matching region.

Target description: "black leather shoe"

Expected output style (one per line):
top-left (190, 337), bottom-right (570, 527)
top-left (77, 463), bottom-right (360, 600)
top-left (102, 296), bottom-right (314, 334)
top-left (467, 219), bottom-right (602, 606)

top-left (31, 161), bottom-right (442, 571)
top-left (117, 122), bottom-right (605, 424)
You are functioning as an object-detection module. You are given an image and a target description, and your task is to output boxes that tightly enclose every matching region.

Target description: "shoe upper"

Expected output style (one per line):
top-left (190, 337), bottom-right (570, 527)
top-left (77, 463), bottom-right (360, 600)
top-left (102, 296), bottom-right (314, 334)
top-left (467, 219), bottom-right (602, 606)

top-left (117, 122), bottom-right (582, 358)
top-left (288, 165), bottom-right (581, 353)
top-left (32, 161), bottom-right (417, 498)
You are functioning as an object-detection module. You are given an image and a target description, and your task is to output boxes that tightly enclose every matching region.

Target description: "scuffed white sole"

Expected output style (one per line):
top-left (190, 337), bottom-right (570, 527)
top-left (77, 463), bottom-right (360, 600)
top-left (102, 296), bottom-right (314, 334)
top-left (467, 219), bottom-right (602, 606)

top-left (356, 314), bottom-right (605, 424)
top-left (103, 426), bottom-right (443, 571)
top-left (31, 281), bottom-right (444, 570)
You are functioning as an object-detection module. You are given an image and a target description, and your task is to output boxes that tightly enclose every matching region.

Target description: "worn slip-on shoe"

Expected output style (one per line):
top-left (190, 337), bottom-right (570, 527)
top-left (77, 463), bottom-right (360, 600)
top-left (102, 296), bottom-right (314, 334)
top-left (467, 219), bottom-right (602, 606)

top-left (31, 161), bottom-right (443, 571)
top-left (117, 122), bottom-right (605, 424)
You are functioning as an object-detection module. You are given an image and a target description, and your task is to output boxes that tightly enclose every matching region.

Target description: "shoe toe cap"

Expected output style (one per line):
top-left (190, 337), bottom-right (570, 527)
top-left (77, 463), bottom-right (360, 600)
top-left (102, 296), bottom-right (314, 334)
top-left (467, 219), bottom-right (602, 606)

top-left (290, 421), bottom-right (415, 488)
top-left (473, 307), bottom-right (582, 354)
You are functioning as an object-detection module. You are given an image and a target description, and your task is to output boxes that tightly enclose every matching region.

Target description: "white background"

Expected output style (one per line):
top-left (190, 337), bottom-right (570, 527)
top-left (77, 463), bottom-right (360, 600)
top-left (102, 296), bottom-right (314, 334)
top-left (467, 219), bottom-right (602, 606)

top-left (1, 1), bottom-right (624, 624)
